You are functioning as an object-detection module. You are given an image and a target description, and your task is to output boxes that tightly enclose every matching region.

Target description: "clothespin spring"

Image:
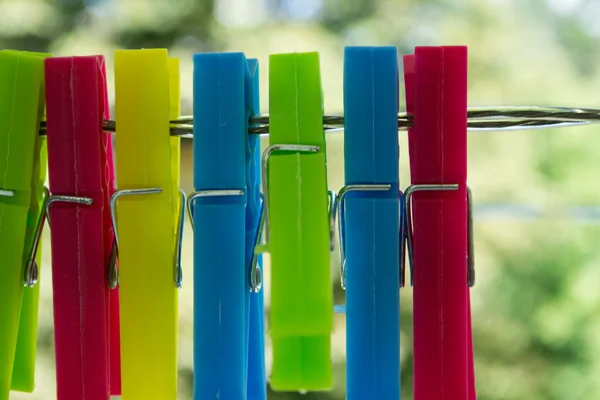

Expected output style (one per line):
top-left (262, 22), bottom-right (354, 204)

top-left (25, 188), bottom-right (94, 287)
top-left (403, 184), bottom-right (475, 288)
top-left (332, 184), bottom-right (397, 289)
top-left (249, 193), bottom-right (265, 292)
top-left (258, 144), bottom-right (336, 251)
top-left (253, 143), bottom-right (337, 292)
top-left (174, 189), bottom-right (186, 288)
top-left (109, 187), bottom-right (186, 289)
top-left (186, 189), bottom-right (266, 292)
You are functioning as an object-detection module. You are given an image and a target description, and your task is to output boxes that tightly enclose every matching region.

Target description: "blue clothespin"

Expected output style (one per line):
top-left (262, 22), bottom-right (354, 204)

top-left (245, 59), bottom-right (267, 400)
top-left (191, 52), bottom-right (257, 400)
top-left (339, 46), bottom-right (402, 400)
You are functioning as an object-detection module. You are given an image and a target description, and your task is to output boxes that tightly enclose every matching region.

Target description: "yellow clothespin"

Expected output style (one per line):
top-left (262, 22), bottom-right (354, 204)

top-left (112, 49), bottom-right (181, 400)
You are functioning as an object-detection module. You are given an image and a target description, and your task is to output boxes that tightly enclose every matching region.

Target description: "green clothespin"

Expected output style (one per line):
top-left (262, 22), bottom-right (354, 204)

top-left (0, 50), bottom-right (48, 398)
top-left (264, 52), bottom-right (333, 391)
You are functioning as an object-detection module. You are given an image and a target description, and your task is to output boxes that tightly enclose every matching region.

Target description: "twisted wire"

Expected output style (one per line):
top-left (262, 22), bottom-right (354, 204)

top-left (38, 106), bottom-right (600, 137)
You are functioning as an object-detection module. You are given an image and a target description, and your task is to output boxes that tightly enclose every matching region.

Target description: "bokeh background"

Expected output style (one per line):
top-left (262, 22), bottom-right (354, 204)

top-left (4, 0), bottom-right (600, 399)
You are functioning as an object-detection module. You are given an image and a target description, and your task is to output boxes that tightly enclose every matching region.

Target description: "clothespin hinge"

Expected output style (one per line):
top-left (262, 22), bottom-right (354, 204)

top-left (259, 144), bottom-right (336, 251)
top-left (109, 187), bottom-right (186, 289)
top-left (22, 187), bottom-right (96, 288)
top-left (333, 184), bottom-right (398, 289)
top-left (402, 184), bottom-right (475, 288)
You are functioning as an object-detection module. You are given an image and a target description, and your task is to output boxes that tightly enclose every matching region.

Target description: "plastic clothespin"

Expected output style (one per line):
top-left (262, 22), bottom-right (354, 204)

top-left (191, 52), bottom-right (255, 400)
top-left (10, 50), bottom-right (49, 394)
top-left (113, 49), bottom-right (181, 400)
top-left (341, 46), bottom-right (401, 400)
top-left (266, 52), bottom-right (333, 391)
top-left (404, 46), bottom-right (471, 400)
top-left (168, 57), bottom-right (185, 292)
top-left (0, 50), bottom-right (47, 399)
top-left (44, 55), bottom-right (121, 399)
top-left (245, 58), bottom-right (266, 400)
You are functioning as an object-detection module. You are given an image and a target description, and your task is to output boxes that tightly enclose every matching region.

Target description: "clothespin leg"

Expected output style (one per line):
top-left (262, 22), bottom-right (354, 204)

top-left (268, 52), bottom-right (333, 391)
top-left (246, 58), bottom-right (267, 400)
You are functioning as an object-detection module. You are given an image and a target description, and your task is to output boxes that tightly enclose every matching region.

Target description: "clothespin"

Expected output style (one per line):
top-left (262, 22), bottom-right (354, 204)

top-left (112, 49), bottom-right (182, 399)
top-left (107, 112), bottom-right (122, 397)
top-left (10, 49), bottom-right (50, 395)
top-left (190, 52), bottom-right (257, 400)
top-left (403, 46), bottom-right (473, 399)
top-left (0, 50), bottom-right (47, 399)
top-left (245, 59), bottom-right (266, 400)
top-left (44, 55), bottom-right (121, 399)
top-left (340, 46), bottom-right (401, 400)
top-left (264, 52), bottom-right (334, 391)
top-left (168, 57), bottom-right (185, 291)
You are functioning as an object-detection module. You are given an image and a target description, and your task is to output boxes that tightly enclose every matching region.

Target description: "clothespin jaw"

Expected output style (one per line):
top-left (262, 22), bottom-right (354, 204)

top-left (267, 52), bottom-right (333, 391)
top-left (45, 55), bottom-right (120, 399)
top-left (11, 141), bottom-right (47, 393)
top-left (406, 46), bottom-right (470, 400)
top-left (245, 58), bottom-right (267, 400)
top-left (0, 50), bottom-right (47, 398)
top-left (341, 46), bottom-right (401, 400)
top-left (113, 49), bottom-right (179, 399)
top-left (191, 52), bottom-right (250, 400)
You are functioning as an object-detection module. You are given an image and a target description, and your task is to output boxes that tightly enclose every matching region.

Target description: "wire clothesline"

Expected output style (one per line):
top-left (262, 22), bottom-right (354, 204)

top-left (38, 106), bottom-right (600, 137)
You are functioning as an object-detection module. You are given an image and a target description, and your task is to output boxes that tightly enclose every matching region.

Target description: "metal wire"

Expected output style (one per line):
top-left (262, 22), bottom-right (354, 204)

top-left (37, 106), bottom-right (600, 137)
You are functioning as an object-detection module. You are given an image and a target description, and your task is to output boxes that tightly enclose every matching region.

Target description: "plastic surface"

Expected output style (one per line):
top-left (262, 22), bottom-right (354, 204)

top-left (268, 52), bottom-right (333, 391)
top-left (245, 58), bottom-right (266, 400)
top-left (10, 49), bottom-right (49, 394)
top-left (0, 50), bottom-right (46, 400)
top-left (193, 52), bottom-right (248, 400)
top-left (103, 58), bottom-right (121, 397)
top-left (114, 49), bottom-right (178, 400)
top-left (407, 46), bottom-right (470, 400)
top-left (45, 55), bottom-right (118, 400)
top-left (169, 57), bottom-right (182, 251)
top-left (343, 46), bottom-right (401, 400)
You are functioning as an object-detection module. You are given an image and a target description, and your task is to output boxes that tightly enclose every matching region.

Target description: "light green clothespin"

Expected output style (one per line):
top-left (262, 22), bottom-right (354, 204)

top-left (264, 52), bottom-right (333, 391)
top-left (0, 50), bottom-right (48, 398)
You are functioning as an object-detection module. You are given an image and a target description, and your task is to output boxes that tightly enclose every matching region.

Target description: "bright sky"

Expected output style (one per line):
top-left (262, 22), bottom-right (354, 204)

top-left (215, 0), bottom-right (322, 27)
top-left (546, 0), bottom-right (584, 14)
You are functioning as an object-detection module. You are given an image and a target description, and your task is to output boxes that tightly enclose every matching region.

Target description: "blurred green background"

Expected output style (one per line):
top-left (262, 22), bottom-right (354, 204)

top-left (4, 0), bottom-right (600, 399)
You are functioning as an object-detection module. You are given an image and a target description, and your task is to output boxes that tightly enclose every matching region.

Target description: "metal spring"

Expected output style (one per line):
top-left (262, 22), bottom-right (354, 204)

top-left (38, 106), bottom-right (600, 138)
